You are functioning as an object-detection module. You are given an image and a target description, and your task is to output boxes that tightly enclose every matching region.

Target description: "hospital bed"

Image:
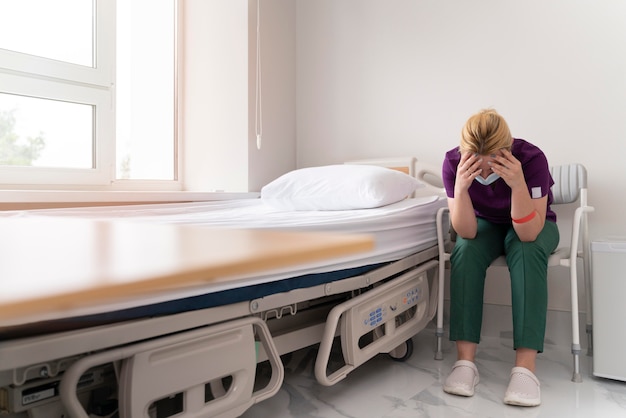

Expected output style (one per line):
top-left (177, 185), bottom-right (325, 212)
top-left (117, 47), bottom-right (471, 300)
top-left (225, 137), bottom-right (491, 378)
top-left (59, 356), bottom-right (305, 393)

top-left (0, 158), bottom-right (447, 418)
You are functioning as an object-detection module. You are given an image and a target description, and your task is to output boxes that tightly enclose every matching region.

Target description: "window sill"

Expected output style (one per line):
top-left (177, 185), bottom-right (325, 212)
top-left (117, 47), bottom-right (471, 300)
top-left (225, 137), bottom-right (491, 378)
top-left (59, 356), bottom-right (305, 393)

top-left (0, 190), bottom-right (260, 210)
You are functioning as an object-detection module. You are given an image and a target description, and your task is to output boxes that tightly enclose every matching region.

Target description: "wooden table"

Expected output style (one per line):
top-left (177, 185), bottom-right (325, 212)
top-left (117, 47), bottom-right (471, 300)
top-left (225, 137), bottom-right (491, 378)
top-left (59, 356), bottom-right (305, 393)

top-left (0, 217), bottom-right (374, 324)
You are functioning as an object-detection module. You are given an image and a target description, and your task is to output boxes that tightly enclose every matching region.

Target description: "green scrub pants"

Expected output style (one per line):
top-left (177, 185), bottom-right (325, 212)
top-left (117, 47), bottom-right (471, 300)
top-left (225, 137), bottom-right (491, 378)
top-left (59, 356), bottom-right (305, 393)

top-left (448, 218), bottom-right (559, 352)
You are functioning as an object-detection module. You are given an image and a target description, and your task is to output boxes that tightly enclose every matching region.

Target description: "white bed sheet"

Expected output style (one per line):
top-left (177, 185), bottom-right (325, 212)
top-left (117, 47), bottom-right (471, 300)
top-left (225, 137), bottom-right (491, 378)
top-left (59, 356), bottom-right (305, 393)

top-left (1, 195), bottom-right (447, 322)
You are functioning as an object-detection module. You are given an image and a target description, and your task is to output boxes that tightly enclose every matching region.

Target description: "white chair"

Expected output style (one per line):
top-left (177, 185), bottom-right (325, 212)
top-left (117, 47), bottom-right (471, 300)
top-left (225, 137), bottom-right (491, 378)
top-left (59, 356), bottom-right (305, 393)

top-left (434, 164), bottom-right (594, 382)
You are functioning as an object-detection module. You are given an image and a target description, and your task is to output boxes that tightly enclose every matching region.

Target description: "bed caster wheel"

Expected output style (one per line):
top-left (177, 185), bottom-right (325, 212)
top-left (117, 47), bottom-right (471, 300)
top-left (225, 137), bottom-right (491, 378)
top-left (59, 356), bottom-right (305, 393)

top-left (388, 338), bottom-right (414, 362)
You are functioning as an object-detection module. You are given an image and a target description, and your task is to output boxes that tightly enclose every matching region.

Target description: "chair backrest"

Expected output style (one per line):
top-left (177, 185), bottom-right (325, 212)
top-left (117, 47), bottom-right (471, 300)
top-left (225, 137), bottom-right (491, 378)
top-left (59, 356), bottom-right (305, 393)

top-left (550, 164), bottom-right (587, 205)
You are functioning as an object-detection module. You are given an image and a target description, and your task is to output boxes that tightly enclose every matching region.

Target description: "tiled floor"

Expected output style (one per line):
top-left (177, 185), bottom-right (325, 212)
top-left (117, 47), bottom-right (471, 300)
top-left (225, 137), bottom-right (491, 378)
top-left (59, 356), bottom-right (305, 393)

top-left (242, 324), bottom-right (626, 417)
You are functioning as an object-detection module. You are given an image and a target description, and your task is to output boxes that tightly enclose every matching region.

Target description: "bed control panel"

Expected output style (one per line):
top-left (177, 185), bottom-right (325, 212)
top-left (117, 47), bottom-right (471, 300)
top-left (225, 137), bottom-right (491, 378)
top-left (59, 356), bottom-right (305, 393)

top-left (358, 283), bottom-right (423, 332)
top-left (365, 306), bottom-right (386, 328)
top-left (362, 287), bottom-right (420, 328)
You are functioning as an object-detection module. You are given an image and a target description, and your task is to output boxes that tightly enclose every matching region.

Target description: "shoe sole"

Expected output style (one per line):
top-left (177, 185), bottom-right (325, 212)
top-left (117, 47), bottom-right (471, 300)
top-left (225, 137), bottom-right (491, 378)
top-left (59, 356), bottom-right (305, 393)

top-left (443, 385), bottom-right (475, 397)
top-left (443, 374), bottom-right (478, 397)
top-left (504, 393), bottom-right (541, 407)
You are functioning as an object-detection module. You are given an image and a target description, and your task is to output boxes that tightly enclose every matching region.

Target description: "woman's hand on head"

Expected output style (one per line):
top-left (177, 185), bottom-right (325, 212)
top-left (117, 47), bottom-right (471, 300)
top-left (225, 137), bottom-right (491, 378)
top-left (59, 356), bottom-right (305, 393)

top-left (489, 149), bottom-right (525, 189)
top-left (455, 152), bottom-right (481, 193)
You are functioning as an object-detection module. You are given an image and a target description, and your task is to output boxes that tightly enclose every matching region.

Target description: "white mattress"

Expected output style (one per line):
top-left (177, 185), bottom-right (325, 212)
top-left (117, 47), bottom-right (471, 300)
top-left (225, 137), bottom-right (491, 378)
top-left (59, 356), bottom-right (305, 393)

top-left (1, 195), bottom-right (447, 321)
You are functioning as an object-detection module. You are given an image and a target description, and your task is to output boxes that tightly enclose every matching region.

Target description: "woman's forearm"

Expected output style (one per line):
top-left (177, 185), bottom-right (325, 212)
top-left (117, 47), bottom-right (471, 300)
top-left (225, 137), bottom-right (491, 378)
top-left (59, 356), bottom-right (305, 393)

top-left (449, 192), bottom-right (478, 239)
top-left (510, 186), bottom-right (546, 241)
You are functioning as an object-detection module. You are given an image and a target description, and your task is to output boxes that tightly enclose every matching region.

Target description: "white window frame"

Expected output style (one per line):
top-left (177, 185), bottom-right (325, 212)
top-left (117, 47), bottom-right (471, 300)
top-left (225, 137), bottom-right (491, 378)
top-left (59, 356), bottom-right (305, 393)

top-left (0, 71), bottom-right (114, 186)
top-left (0, 0), bottom-right (182, 192)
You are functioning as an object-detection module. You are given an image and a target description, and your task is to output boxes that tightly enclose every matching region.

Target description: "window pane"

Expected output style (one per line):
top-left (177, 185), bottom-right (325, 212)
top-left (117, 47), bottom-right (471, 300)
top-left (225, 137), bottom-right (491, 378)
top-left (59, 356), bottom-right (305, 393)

top-left (0, 0), bottom-right (93, 67)
top-left (116, 0), bottom-right (176, 180)
top-left (0, 93), bottom-right (93, 169)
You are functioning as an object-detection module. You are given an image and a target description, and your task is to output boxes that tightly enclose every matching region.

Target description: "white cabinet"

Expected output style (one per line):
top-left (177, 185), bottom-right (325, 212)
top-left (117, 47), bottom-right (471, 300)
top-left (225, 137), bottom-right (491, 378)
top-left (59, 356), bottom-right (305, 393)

top-left (592, 239), bottom-right (626, 381)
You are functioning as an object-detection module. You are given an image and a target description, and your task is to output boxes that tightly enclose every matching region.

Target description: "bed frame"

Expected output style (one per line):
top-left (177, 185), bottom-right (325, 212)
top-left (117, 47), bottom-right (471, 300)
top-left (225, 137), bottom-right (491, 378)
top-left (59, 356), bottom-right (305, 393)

top-left (0, 158), bottom-right (444, 418)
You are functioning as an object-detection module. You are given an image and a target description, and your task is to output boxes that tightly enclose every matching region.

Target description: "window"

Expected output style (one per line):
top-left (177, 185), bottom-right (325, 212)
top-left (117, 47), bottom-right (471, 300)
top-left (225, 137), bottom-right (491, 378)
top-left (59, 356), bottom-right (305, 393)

top-left (0, 0), bottom-right (177, 189)
top-left (116, 0), bottom-right (176, 181)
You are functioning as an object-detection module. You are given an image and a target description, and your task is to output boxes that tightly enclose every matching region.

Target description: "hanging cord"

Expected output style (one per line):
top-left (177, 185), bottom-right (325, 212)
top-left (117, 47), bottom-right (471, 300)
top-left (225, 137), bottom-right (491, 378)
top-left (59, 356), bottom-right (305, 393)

top-left (255, 0), bottom-right (263, 150)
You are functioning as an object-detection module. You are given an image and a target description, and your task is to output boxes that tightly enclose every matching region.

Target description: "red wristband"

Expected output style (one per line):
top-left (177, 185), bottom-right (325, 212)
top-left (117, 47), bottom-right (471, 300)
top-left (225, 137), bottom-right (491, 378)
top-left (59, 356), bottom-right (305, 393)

top-left (512, 210), bottom-right (537, 224)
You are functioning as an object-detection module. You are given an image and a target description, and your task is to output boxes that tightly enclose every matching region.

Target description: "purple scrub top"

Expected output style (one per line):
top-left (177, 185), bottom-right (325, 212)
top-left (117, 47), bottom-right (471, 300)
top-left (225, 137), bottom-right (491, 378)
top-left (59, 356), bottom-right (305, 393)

top-left (442, 138), bottom-right (557, 224)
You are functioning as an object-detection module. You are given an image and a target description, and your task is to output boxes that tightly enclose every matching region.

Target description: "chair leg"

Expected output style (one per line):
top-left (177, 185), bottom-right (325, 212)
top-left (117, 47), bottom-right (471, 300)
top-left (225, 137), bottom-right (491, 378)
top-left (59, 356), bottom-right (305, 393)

top-left (434, 257), bottom-right (446, 360)
top-left (571, 343), bottom-right (583, 383)
top-left (568, 256), bottom-right (584, 383)
top-left (582, 206), bottom-right (594, 357)
top-left (435, 329), bottom-right (444, 360)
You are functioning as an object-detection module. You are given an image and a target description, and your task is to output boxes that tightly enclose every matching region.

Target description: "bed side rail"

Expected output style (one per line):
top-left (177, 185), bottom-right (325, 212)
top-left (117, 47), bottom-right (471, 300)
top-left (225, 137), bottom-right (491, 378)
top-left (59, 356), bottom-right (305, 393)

top-left (59, 317), bottom-right (282, 418)
top-left (315, 259), bottom-right (438, 386)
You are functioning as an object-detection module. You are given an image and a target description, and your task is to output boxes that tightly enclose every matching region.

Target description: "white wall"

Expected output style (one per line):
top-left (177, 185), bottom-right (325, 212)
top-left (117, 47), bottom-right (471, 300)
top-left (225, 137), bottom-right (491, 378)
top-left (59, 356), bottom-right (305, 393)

top-left (248, 0), bottom-right (297, 191)
top-left (183, 0), bottom-right (249, 192)
top-left (296, 0), bottom-right (626, 311)
top-left (296, 0), bottom-right (626, 239)
top-left (183, 0), bottom-right (296, 192)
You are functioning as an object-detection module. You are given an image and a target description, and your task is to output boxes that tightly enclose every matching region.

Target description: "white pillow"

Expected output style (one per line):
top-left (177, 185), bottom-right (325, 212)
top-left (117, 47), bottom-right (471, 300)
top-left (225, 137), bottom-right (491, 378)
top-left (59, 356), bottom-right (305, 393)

top-left (261, 164), bottom-right (424, 210)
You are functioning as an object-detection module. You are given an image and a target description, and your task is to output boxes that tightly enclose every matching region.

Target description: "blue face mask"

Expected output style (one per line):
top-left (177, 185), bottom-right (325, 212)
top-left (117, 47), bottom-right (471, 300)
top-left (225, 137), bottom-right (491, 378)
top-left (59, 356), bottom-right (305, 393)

top-left (474, 172), bottom-right (500, 186)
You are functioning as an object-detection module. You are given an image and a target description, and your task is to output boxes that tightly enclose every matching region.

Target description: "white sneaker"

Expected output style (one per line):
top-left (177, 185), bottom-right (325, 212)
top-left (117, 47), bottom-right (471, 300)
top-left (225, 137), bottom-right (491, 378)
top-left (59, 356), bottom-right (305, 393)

top-left (504, 367), bottom-right (541, 407)
top-left (443, 360), bottom-right (480, 397)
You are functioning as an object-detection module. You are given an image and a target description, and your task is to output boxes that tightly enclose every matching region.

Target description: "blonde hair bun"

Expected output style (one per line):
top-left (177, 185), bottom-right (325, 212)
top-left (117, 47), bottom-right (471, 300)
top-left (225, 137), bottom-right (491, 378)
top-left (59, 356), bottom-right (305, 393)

top-left (460, 108), bottom-right (512, 155)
